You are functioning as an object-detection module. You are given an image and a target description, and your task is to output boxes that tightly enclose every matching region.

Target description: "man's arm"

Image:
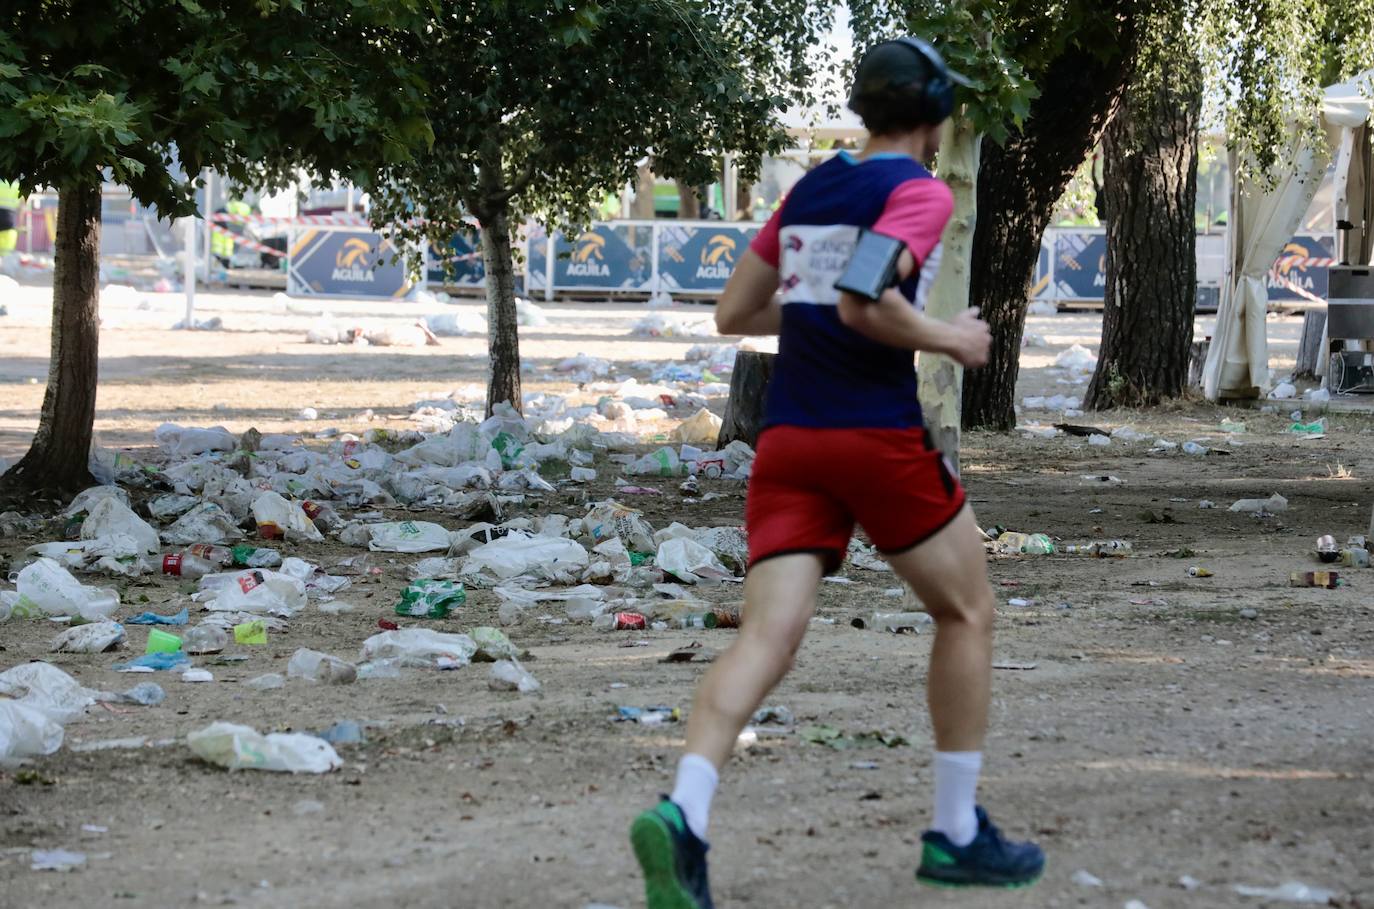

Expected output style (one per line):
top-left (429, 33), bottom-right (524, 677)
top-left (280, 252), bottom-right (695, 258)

top-left (835, 245), bottom-right (990, 367)
top-left (714, 250), bottom-right (781, 336)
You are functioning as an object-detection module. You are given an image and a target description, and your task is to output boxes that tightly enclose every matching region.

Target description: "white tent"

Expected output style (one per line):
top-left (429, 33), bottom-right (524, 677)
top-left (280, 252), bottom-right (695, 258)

top-left (1202, 71), bottom-right (1373, 400)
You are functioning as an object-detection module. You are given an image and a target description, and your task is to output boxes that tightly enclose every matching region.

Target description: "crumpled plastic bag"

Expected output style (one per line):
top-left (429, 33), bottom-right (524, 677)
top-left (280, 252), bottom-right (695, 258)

top-left (656, 538), bottom-right (731, 584)
top-left (673, 409), bottom-right (723, 445)
top-left (469, 626), bottom-right (519, 662)
top-left (1229, 493), bottom-right (1288, 515)
top-left (251, 492), bottom-right (324, 543)
top-left (358, 628), bottom-right (477, 667)
top-left (0, 662), bottom-right (99, 725)
top-left (154, 423), bottom-right (237, 457)
top-left (488, 660), bottom-right (540, 693)
top-left (8, 558), bottom-right (119, 621)
top-left (51, 621), bottom-right (126, 654)
top-left (161, 502), bottom-right (245, 546)
top-left (694, 527), bottom-right (749, 574)
top-left (0, 701), bottom-right (64, 765)
top-left (80, 498), bottom-right (160, 554)
top-left (1054, 344), bottom-right (1097, 373)
top-left (366, 520), bottom-right (453, 553)
top-left (462, 533), bottom-right (590, 583)
top-left (198, 569), bottom-right (306, 617)
top-left (626, 446), bottom-right (684, 477)
top-left (64, 486), bottom-right (130, 517)
top-left (584, 500), bottom-right (656, 554)
top-left (187, 722), bottom-right (342, 773)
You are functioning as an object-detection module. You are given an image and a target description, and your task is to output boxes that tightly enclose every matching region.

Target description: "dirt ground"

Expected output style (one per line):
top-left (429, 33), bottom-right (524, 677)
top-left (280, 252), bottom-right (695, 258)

top-left (2, 282), bottom-right (1373, 909)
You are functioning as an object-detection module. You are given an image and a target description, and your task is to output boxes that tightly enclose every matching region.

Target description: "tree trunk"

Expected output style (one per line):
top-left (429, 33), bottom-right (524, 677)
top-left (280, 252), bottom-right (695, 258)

top-left (676, 181), bottom-right (701, 220)
top-left (961, 44), bottom-right (1134, 431)
top-left (918, 118), bottom-right (981, 471)
top-left (717, 351), bottom-right (774, 449)
top-left (735, 177), bottom-right (754, 221)
top-left (0, 180), bottom-right (101, 503)
top-left (480, 203), bottom-right (521, 417)
top-left (1086, 47), bottom-right (1202, 410)
top-left (1294, 309), bottom-right (1327, 380)
top-left (632, 162), bottom-right (656, 219)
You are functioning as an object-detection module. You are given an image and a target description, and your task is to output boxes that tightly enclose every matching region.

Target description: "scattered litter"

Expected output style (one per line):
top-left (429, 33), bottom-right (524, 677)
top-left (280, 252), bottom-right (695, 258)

top-left (1232, 881), bottom-right (1335, 904)
top-left (187, 722), bottom-right (342, 773)
top-left (1072, 870), bottom-right (1104, 887)
top-left (31, 849), bottom-right (87, 872)
top-left (1229, 493), bottom-right (1287, 515)
top-left (488, 660), bottom-right (541, 693)
top-left (51, 621), bottom-right (125, 654)
top-left (127, 608), bottom-right (190, 626)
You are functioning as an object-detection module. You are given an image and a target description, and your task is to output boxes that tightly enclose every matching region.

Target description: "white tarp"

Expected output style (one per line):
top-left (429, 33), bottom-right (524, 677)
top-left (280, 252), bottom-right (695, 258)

top-left (1204, 70), bottom-right (1372, 400)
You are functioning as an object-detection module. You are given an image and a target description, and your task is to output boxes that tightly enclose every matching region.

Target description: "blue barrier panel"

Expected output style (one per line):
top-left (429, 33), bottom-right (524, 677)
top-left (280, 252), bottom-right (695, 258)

top-left (1031, 237), bottom-right (1053, 300)
top-left (1267, 234), bottom-right (1333, 302)
top-left (426, 230), bottom-right (485, 287)
top-left (1051, 231), bottom-right (1107, 300)
top-left (657, 224), bottom-right (760, 293)
top-left (287, 229), bottom-right (410, 298)
top-left (542, 223), bottom-right (653, 292)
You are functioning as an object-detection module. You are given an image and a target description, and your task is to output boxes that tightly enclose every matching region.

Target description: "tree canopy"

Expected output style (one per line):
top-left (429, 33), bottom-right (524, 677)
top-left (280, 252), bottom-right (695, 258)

top-left (0, 0), bottom-right (433, 213)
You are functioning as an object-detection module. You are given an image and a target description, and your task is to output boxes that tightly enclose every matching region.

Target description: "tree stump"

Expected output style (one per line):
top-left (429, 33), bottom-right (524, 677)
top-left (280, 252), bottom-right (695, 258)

top-left (1295, 309), bottom-right (1327, 380)
top-left (1187, 339), bottom-right (1210, 389)
top-left (717, 351), bottom-right (775, 449)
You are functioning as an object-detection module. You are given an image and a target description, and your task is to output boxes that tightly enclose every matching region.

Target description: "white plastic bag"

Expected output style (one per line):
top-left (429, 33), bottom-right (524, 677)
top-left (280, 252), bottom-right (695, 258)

top-left (201, 569), bottom-right (306, 617)
top-left (64, 486), bottom-right (129, 517)
top-left (51, 621), bottom-right (126, 654)
top-left (656, 538), bottom-right (731, 584)
top-left (1229, 493), bottom-right (1288, 514)
top-left (673, 409), bottom-right (723, 445)
top-left (626, 446), bottom-right (684, 477)
top-left (1054, 344), bottom-right (1098, 373)
top-left (187, 722), bottom-right (342, 773)
top-left (10, 558), bottom-right (119, 620)
top-left (0, 701), bottom-right (64, 765)
top-left (0, 662), bottom-right (98, 724)
top-left (463, 534), bottom-right (590, 583)
top-left (154, 423), bottom-right (237, 456)
top-left (584, 500), bottom-right (657, 553)
top-left (488, 660), bottom-right (541, 693)
top-left (251, 492), bottom-right (324, 543)
top-left (80, 498), bottom-right (160, 554)
top-left (367, 520), bottom-right (453, 553)
top-left (358, 629), bottom-right (477, 667)
top-left (286, 648), bottom-right (357, 685)
top-left (161, 502), bottom-right (244, 546)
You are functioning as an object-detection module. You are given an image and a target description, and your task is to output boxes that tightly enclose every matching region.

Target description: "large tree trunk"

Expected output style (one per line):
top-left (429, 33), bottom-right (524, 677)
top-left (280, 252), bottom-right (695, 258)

top-left (481, 203), bottom-right (521, 417)
top-left (717, 351), bottom-right (775, 448)
top-left (0, 181), bottom-right (101, 503)
top-left (1086, 47), bottom-right (1202, 409)
top-left (632, 162), bottom-right (656, 219)
top-left (961, 45), bottom-right (1134, 431)
top-left (918, 118), bottom-right (980, 471)
top-left (676, 181), bottom-right (701, 220)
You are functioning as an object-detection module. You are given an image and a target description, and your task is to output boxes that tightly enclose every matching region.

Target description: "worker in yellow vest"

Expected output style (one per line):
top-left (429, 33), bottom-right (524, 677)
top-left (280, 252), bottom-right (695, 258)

top-left (0, 181), bottom-right (20, 257)
top-left (210, 197), bottom-right (253, 266)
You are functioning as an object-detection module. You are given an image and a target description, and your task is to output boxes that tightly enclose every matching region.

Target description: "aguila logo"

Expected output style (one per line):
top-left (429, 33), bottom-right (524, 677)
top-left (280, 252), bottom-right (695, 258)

top-left (568, 232), bottom-right (610, 277)
top-left (696, 234), bottom-right (737, 280)
top-left (332, 237), bottom-right (376, 282)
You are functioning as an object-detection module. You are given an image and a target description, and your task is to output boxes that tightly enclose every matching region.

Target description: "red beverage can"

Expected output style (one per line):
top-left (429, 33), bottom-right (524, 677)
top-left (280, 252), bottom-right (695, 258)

top-left (162, 554), bottom-right (184, 576)
top-left (613, 612), bottom-right (647, 630)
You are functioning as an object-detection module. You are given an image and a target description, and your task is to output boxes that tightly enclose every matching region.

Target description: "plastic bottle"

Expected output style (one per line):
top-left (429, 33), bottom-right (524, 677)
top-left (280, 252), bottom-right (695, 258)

top-left (302, 500), bottom-right (345, 533)
top-left (703, 606), bottom-right (741, 629)
top-left (184, 543), bottom-right (282, 569)
top-left (286, 648), bottom-right (358, 684)
top-left (593, 612), bottom-right (647, 631)
top-left (184, 624), bottom-right (229, 655)
top-left (162, 552), bottom-right (218, 579)
top-left (869, 611), bottom-right (933, 632)
top-left (996, 532), bottom-right (1054, 555)
top-left (1062, 540), bottom-right (1132, 557)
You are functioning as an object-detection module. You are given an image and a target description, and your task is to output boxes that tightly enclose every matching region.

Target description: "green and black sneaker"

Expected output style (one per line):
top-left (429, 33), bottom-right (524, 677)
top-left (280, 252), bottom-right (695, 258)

top-left (629, 797), bottom-right (715, 909)
top-left (916, 806), bottom-right (1045, 889)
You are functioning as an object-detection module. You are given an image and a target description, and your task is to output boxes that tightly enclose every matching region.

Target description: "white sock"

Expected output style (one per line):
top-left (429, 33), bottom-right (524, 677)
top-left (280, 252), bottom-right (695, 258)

top-left (670, 753), bottom-right (719, 842)
top-left (932, 750), bottom-right (982, 847)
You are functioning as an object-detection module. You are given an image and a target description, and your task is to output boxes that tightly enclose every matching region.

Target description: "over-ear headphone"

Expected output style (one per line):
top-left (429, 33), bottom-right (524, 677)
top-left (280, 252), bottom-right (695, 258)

top-left (893, 36), bottom-right (957, 124)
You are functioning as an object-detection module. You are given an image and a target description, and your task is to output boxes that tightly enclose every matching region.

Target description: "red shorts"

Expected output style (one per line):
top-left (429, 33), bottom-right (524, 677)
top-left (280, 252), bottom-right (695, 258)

top-left (746, 425), bottom-right (966, 573)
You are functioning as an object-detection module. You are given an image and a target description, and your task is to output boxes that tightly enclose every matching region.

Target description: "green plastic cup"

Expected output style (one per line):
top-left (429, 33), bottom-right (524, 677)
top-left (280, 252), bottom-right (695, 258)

top-left (146, 628), bottom-right (183, 654)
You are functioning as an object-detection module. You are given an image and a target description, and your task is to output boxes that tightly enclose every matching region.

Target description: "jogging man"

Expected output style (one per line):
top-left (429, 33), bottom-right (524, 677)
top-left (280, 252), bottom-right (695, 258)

top-left (630, 38), bottom-right (1045, 907)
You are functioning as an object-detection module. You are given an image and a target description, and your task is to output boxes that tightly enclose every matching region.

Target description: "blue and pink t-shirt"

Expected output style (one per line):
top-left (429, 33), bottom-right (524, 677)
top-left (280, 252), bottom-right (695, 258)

top-left (748, 151), bottom-right (953, 429)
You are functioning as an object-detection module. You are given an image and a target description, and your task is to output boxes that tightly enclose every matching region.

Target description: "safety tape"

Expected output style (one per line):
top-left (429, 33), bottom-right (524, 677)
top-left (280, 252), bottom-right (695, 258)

top-left (209, 223), bottom-right (287, 257)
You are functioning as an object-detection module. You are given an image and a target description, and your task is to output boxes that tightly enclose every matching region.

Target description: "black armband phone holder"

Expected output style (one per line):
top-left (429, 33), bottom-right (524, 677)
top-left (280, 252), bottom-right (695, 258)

top-left (833, 229), bottom-right (905, 301)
